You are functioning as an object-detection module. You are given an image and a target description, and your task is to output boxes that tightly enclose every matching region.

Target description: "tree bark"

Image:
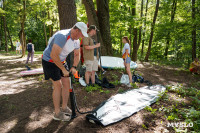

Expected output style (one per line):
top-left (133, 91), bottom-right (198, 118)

top-left (132, 28), bottom-right (138, 61)
top-left (3, 16), bottom-right (7, 52)
top-left (137, 0), bottom-right (144, 57)
top-left (44, 23), bottom-right (48, 46)
top-left (21, 0), bottom-right (26, 57)
top-left (2, 0), bottom-right (8, 52)
top-left (164, 0), bottom-right (177, 58)
top-left (6, 26), bottom-right (14, 50)
top-left (144, 0), bottom-right (160, 61)
top-left (82, 0), bottom-right (103, 50)
top-left (141, 0), bottom-right (149, 58)
top-left (57, 0), bottom-right (77, 29)
top-left (192, 0), bottom-right (196, 60)
top-left (96, 0), bottom-right (112, 55)
top-left (131, 0), bottom-right (139, 61)
top-left (57, 0), bottom-right (77, 68)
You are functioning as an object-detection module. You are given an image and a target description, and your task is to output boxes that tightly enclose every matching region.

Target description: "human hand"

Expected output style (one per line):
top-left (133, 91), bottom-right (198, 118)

top-left (96, 43), bottom-right (100, 48)
top-left (62, 69), bottom-right (69, 77)
top-left (70, 67), bottom-right (76, 75)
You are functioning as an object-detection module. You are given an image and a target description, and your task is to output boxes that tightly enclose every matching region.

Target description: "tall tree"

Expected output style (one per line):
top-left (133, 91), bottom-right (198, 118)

top-left (164, 0), bottom-right (177, 58)
top-left (144, 0), bottom-right (160, 61)
top-left (192, 0), bottom-right (196, 60)
top-left (57, 0), bottom-right (77, 68)
top-left (137, 0), bottom-right (144, 56)
top-left (132, 0), bottom-right (138, 61)
top-left (6, 26), bottom-right (14, 50)
top-left (20, 0), bottom-right (26, 57)
top-left (141, 0), bottom-right (148, 58)
top-left (97, 0), bottom-right (112, 55)
top-left (57, 0), bottom-right (77, 29)
top-left (2, 0), bottom-right (8, 52)
top-left (82, 0), bottom-right (103, 46)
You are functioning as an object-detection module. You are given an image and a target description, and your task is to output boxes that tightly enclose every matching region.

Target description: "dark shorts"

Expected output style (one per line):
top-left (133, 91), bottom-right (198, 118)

top-left (42, 59), bottom-right (69, 81)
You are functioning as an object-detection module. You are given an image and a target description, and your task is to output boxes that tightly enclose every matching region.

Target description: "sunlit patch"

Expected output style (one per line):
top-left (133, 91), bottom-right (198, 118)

top-left (129, 112), bottom-right (143, 125)
top-left (25, 106), bottom-right (52, 132)
top-left (0, 79), bottom-right (39, 96)
top-left (168, 93), bottom-right (190, 103)
top-left (138, 64), bottom-right (145, 68)
top-left (0, 118), bottom-right (18, 133)
top-left (159, 77), bottom-right (165, 81)
top-left (168, 82), bottom-right (186, 86)
top-left (154, 126), bottom-right (170, 133)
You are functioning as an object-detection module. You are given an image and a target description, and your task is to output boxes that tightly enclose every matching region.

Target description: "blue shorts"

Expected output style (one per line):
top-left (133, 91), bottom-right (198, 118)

top-left (123, 57), bottom-right (131, 64)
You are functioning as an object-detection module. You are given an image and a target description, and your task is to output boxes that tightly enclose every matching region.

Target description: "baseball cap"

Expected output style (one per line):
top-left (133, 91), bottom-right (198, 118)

top-left (89, 25), bottom-right (99, 31)
top-left (75, 22), bottom-right (88, 37)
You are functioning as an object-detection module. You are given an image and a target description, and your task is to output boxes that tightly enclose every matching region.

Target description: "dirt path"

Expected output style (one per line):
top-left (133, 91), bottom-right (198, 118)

top-left (0, 54), bottom-right (199, 133)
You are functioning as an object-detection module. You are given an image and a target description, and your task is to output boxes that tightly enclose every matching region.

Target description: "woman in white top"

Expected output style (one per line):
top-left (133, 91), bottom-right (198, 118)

top-left (122, 36), bottom-right (132, 87)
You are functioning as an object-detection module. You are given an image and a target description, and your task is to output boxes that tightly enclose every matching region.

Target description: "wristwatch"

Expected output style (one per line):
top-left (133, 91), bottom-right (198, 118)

top-left (72, 66), bottom-right (77, 69)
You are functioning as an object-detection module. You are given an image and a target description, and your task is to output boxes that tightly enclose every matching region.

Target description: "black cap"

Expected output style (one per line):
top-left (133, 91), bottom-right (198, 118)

top-left (89, 25), bottom-right (99, 31)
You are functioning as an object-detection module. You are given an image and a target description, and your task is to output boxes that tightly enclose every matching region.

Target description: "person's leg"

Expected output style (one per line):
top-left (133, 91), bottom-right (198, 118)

top-left (91, 58), bottom-right (98, 84)
top-left (85, 71), bottom-right (92, 84)
top-left (91, 71), bottom-right (95, 84)
top-left (61, 77), bottom-right (70, 110)
top-left (126, 63), bottom-right (132, 83)
top-left (85, 61), bottom-right (93, 85)
top-left (26, 52), bottom-right (31, 64)
top-left (31, 52), bottom-right (34, 63)
top-left (52, 80), bottom-right (62, 115)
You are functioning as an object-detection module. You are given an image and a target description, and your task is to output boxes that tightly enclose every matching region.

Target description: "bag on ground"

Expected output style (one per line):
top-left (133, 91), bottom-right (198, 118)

top-left (120, 74), bottom-right (129, 85)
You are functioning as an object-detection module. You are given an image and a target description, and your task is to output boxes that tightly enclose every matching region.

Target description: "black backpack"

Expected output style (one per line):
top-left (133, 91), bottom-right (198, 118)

top-left (27, 43), bottom-right (32, 52)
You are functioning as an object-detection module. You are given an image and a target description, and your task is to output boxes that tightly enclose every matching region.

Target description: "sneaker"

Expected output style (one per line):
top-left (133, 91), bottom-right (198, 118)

top-left (126, 83), bottom-right (132, 88)
top-left (61, 107), bottom-right (72, 115)
top-left (53, 112), bottom-right (71, 121)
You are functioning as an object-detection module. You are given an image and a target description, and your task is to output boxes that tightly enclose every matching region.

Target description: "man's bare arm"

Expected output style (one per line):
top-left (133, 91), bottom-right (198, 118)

top-left (50, 44), bottom-right (66, 72)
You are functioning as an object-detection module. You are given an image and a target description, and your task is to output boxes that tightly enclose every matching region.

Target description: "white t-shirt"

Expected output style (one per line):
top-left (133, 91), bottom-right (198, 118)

top-left (16, 42), bottom-right (21, 47)
top-left (122, 43), bottom-right (130, 55)
top-left (43, 29), bottom-right (80, 62)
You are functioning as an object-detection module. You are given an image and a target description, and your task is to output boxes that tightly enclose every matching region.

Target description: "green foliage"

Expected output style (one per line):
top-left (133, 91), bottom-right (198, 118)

top-left (144, 106), bottom-right (157, 115)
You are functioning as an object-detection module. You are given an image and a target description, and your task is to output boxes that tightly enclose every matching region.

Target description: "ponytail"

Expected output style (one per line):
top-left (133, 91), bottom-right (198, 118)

top-left (122, 36), bottom-right (130, 44)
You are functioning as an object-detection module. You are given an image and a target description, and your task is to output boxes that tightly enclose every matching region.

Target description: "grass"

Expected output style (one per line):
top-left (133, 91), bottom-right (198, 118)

top-left (159, 84), bottom-right (200, 132)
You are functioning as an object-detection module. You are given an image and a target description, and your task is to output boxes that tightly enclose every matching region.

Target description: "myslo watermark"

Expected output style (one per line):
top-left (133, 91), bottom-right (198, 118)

top-left (167, 122), bottom-right (193, 128)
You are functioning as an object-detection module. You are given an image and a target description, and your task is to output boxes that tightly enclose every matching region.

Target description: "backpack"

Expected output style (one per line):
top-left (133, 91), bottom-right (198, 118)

top-left (132, 73), bottom-right (144, 83)
top-left (27, 43), bottom-right (32, 52)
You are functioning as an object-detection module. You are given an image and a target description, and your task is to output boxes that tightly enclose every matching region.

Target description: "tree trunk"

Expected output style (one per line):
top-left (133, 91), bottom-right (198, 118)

top-left (131, 0), bottom-right (138, 61)
top-left (48, 9), bottom-right (53, 37)
top-left (20, 0), bottom-right (26, 57)
top-left (141, 0), bottom-right (149, 58)
top-left (0, 17), bottom-right (2, 50)
top-left (57, 0), bottom-right (77, 29)
top-left (192, 0), bottom-right (196, 60)
top-left (97, 0), bottom-right (112, 55)
top-left (137, 0), bottom-right (144, 57)
top-left (132, 28), bottom-right (138, 61)
top-left (164, 0), bottom-right (177, 58)
top-left (6, 26), bottom-right (14, 50)
top-left (82, 0), bottom-right (103, 50)
top-left (2, 0), bottom-right (8, 52)
top-left (144, 0), bottom-right (160, 61)
top-left (57, 0), bottom-right (77, 68)
top-left (3, 16), bottom-right (8, 52)
top-left (44, 23), bottom-right (48, 46)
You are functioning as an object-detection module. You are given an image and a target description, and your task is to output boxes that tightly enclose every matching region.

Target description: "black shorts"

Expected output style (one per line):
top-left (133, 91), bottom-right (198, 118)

top-left (42, 59), bottom-right (69, 81)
